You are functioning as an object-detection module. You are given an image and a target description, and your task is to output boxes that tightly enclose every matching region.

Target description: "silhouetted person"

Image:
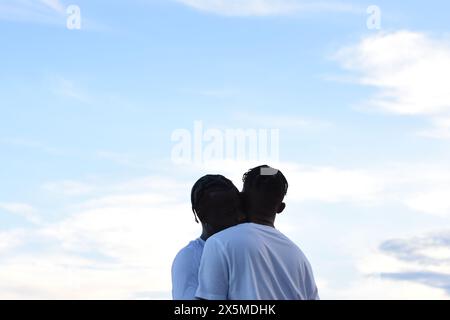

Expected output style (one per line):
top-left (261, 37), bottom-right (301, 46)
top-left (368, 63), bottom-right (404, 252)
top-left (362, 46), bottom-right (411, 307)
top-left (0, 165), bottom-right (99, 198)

top-left (196, 165), bottom-right (319, 300)
top-left (171, 175), bottom-right (244, 300)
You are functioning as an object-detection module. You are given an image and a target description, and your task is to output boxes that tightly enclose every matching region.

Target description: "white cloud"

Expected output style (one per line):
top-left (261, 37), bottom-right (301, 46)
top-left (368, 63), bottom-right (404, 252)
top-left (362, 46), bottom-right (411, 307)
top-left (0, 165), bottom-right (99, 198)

top-left (0, 137), bottom-right (66, 156)
top-left (404, 189), bottom-right (450, 217)
top-left (0, 202), bottom-right (40, 224)
top-left (0, 0), bottom-right (65, 24)
top-left (0, 252), bottom-right (171, 299)
top-left (417, 117), bottom-right (450, 139)
top-left (286, 165), bottom-right (384, 203)
top-left (39, 0), bottom-right (64, 13)
top-left (52, 76), bottom-right (92, 104)
top-left (0, 176), bottom-right (196, 299)
top-left (175, 0), bottom-right (359, 16)
top-left (321, 276), bottom-right (449, 300)
top-left (233, 112), bottom-right (332, 130)
top-left (335, 31), bottom-right (450, 116)
top-left (335, 31), bottom-right (450, 139)
top-left (42, 180), bottom-right (94, 196)
top-left (95, 151), bottom-right (146, 169)
top-left (349, 231), bottom-right (450, 299)
top-left (0, 230), bottom-right (26, 254)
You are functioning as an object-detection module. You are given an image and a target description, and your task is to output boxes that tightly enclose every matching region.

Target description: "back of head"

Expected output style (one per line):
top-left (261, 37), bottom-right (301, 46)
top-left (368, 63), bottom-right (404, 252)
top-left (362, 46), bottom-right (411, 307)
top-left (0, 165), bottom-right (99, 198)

top-left (191, 174), bottom-right (243, 233)
top-left (242, 165), bottom-right (288, 218)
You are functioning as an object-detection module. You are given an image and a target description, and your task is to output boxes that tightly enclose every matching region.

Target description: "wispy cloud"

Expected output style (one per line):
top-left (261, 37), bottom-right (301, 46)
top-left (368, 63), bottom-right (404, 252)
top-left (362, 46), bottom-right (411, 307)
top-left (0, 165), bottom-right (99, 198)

top-left (0, 175), bottom-right (194, 299)
top-left (380, 271), bottom-right (450, 294)
top-left (0, 137), bottom-right (71, 157)
top-left (42, 180), bottom-right (95, 196)
top-left (375, 231), bottom-right (450, 294)
top-left (417, 117), bottom-right (450, 140)
top-left (50, 76), bottom-right (93, 104)
top-left (0, 230), bottom-right (27, 254)
top-left (0, 0), bottom-right (65, 24)
top-left (404, 189), bottom-right (450, 218)
top-left (380, 231), bottom-right (450, 265)
top-left (180, 87), bottom-right (238, 98)
top-left (39, 0), bottom-right (65, 13)
top-left (233, 112), bottom-right (332, 130)
top-left (175, 0), bottom-right (360, 16)
top-left (334, 31), bottom-right (450, 139)
top-left (0, 202), bottom-right (41, 224)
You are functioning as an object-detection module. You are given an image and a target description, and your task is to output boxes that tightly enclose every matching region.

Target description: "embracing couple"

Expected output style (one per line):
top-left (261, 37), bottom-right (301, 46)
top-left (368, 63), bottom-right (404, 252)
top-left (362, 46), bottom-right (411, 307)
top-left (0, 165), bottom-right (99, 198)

top-left (171, 165), bottom-right (319, 300)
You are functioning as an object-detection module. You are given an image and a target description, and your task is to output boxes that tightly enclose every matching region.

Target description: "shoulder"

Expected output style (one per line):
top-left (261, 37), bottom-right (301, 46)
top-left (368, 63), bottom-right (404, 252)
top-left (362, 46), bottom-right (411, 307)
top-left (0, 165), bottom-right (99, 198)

top-left (208, 223), bottom-right (252, 243)
top-left (271, 229), bottom-right (314, 265)
top-left (172, 239), bottom-right (204, 270)
top-left (201, 225), bottom-right (249, 254)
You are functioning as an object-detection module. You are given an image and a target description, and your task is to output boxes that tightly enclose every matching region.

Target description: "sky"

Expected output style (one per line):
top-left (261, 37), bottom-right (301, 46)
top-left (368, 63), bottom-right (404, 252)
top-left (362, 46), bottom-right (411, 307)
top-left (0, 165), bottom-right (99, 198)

top-left (1, 0), bottom-right (450, 299)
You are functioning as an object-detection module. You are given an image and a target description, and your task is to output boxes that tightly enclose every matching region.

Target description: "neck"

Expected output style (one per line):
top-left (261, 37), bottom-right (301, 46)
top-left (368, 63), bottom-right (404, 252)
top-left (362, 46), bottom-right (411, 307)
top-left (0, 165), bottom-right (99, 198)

top-left (200, 224), bottom-right (211, 241)
top-left (246, 212), bottom-right (275, 228)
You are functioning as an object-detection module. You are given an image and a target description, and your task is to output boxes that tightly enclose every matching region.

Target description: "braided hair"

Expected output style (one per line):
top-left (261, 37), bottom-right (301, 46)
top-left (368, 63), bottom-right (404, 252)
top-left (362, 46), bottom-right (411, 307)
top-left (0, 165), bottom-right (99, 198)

top-left (191, 174), bottom-right (239, 223)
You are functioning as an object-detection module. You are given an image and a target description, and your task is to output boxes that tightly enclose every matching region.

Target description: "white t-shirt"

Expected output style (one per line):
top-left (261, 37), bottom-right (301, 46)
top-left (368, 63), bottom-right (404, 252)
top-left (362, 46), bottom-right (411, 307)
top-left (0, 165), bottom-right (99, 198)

top-left (171, 237), bottom-right (205, 300)
top-left (195, 223), bottom-right (319, 300)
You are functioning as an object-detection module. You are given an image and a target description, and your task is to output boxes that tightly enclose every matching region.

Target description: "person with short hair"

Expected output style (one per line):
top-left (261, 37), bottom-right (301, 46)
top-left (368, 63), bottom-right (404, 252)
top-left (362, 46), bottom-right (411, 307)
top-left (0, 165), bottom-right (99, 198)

top-left (195, 165), bottom-right (319, 300)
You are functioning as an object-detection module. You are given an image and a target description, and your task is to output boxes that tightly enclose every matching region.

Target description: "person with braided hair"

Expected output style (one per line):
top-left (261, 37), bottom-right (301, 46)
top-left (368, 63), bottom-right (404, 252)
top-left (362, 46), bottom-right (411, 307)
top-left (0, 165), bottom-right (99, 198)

top-left (171, 174), bottom-right (244, 300)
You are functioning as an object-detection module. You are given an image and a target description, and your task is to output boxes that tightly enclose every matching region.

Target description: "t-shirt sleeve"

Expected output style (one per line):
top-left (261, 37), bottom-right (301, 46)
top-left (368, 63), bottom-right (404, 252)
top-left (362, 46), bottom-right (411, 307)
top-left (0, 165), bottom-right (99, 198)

top-left (303, 259), bottom-right (320, 300)
top-left (195, 238), bottom-right (229, 300)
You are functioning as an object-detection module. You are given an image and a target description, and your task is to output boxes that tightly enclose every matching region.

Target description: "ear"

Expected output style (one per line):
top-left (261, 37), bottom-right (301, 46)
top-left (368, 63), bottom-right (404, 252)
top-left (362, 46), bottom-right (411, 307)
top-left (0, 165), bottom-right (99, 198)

top-left (276, 202), bottom-right (286, 214)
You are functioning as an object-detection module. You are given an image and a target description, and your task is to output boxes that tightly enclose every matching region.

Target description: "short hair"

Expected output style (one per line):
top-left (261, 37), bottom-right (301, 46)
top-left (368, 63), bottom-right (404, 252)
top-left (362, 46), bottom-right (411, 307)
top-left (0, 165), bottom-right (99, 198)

top-left (191, 174), bottom-right (239, 222)
top-left (242, 165), bottom-right (288, 201)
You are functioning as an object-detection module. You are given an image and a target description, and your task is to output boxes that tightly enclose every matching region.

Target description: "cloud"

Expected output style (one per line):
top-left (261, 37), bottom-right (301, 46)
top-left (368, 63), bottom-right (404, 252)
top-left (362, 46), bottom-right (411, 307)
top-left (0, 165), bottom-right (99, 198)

top-left (0, 137), bottom-right (68, 157)
top-left (180, 87), bottom-right (237, 98)
top-left (0, 252), bottom-right (171, 299)
top-left (233, 112), bottom-right (332, 130)
top-left (0, 175), bottom-right (196, 299)
top-left (0, 202), bottom-right (41, 224)
top-left (380, 231), bottom-right (450, 265)
top-left (95, 151), bottom-right (151, 169)
top-left (0, 0), bottom-right (65, 24)
top-left (286, 165), bottom-right (384, 203)
top-left (175, 0), bottom-right (359, 16)
top-left (39, 0), bottom-right (65, 13)
top-left (317, 229), bottom-right (450, 299)
top-left (320, 276), bottom-right (449, 300)
top-left (42, 180), bottom-right (95, 196)
top-left (417, 117), bottom-right (450, 139)
top-left (51, 76), bottom-right (93, 104)
top-left (334, 31), bottom-right (450, 139)
top-left (380, 271), bottom-right (450, 293)
top-left (335, 31), bottom-right (450, 116)
top-left (0, 230), bottom-right (27, 254)
top-left (404, 189), bottom-right (450, 217)
top-left (352, 231), bottom-right (450, 296)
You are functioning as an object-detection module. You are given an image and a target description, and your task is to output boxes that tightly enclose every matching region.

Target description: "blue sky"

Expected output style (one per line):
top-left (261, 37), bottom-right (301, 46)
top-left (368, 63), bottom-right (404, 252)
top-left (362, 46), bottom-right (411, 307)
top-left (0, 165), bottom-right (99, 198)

top-left (1, 0), bottom-right (450, 299)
